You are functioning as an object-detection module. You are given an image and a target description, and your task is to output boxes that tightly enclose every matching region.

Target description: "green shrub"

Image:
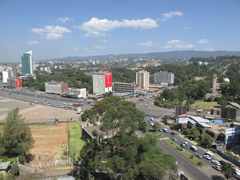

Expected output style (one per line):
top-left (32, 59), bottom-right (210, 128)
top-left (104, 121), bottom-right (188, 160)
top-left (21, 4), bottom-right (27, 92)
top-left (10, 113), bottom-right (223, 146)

top-left (18, 155), bottom-right (25, 164)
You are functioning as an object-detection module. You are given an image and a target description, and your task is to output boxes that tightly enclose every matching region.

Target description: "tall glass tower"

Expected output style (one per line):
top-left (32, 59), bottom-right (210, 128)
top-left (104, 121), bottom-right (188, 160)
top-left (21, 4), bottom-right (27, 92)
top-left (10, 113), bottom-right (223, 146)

top-left (21, 50), bottom-right (33, 76)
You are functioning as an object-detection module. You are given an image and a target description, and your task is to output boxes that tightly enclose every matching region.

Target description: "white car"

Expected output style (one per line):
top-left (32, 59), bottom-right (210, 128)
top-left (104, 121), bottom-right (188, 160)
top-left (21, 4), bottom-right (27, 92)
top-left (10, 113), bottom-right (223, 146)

top-left (203, 155), bottom-right (211, 160)
top-left (211, 160), bottom-right (221, 166)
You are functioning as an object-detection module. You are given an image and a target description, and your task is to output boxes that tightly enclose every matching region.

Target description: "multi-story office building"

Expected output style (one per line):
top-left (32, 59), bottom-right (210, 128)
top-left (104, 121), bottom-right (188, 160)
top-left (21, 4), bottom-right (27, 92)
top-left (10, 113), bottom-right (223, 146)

top-left (93, 72), bottom-right (112, 95)
top-left (136, 71), bottom-right (149, 89)
top-left (154, 72), bottom-right (174, 85)
top-left (113, 82), bottom-right (135, 94)
top-left (45, 82), bottom-right (68, 95)
top-left (21, 50), bottom-right (33, 76)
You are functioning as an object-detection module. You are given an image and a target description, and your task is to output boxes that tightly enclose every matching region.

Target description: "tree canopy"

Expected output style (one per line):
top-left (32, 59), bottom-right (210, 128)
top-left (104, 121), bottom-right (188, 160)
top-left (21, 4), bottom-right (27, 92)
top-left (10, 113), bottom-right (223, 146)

top-left (0, 108), bottom-right (34, 157)
top-left (78, 96), bottom-right (178, 180)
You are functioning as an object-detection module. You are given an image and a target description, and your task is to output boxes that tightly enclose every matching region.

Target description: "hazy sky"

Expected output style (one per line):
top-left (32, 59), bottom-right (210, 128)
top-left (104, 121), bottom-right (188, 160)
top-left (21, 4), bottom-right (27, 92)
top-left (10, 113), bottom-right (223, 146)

top-left (0, 0), bottom-right (240, 62)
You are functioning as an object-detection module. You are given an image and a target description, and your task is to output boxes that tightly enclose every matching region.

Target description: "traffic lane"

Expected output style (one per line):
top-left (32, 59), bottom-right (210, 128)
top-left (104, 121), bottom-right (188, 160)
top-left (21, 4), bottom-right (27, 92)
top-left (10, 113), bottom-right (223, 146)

top-left (0, 91), bottom-right (92, 112)
top-left (157, 139), bottom-right (211, 180)
top-left (158, 127), bottom-right (225, 176)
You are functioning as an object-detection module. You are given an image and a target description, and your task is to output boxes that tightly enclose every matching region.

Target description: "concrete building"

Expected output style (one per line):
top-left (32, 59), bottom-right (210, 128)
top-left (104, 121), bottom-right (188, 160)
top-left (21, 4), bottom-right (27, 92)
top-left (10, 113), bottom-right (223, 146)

top-left (21, 50), bottom-right (33, 76)
top-left (62, 88), bottom-right (87, 98)
top-left (45, 82), bottom-right (68, 95)
top-left (113, 82), bottom-right (135, 94)
top-left (93, 72), bottom-right (112, 95)
top-left (154, 72), bottom-right (174, 85)
top-left (2, 70), bottom-right (9, 83)
top-left (136, 71), bottom-right (149, 89)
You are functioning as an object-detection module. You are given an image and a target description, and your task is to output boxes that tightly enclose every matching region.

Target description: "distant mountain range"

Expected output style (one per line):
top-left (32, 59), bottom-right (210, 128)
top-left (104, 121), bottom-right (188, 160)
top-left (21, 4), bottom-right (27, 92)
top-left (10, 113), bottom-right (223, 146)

top-left (43, 50), bottom-right (240, 62)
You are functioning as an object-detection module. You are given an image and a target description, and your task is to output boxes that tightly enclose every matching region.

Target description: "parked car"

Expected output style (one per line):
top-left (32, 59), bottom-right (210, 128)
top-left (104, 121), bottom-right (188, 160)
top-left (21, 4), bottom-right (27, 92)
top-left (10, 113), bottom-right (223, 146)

top-left (172, 137), bottom-right (177, 142)
top-left (212, 165), bottom-right (222, 171)
top-left (184, 142), bottom-right (189, 146)
top-left (196, 154), bottom-right (203, 159)
top-left (203, 155), bottom-right (211, 160)
top-left (211, 160), bottom-right (221, 166)
top-left (159, 128), bottom-right (163, 132)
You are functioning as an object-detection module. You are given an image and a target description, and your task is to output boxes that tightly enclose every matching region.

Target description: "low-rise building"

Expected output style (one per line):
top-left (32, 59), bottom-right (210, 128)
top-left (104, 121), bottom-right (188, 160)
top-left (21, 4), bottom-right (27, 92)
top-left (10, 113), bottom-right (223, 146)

top-left (62, 88), bottom-right (87, 98)
top-left (45, 81), bottom-right (68, 95)
top-left (113, 82), bottom-right (135, 94)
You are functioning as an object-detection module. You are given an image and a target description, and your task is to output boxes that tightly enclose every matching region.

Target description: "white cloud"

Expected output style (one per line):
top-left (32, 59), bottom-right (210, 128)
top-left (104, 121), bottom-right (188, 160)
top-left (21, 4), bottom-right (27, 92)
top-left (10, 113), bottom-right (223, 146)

top-left (198, 39), bottom-right (209, 44)
top-left (163, 39), bottom-right (193, 49)
top-left (138, 41), bottom-right (153, 47)
top-left (174, 44), bottom-right (194, 48)
top-left (115, 45), bottom-right (120, 48)
top-left (83, 48), bottom-right (89, 50)
top-left (93, 45), bottom-right (106, 49)
top-left (74, 48), bottom-right (79, 51)
top-left (102, 40), bottom-right (108, 43)
top-left (31, 25), bottom-right (71, 40)
top-left (27, 41), bottom-right (38, 46)
top-left (79, 17), bottom-right (158, 37)
top-left (57, 17), bottom-right (72, 23)
top-left (162, 11), bottom-right (183, 22)
top-left (167, 40), bottom-right (184, 44)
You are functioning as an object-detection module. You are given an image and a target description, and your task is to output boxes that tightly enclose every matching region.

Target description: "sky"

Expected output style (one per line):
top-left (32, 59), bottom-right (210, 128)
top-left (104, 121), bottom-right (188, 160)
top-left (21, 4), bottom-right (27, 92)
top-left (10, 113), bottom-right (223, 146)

top-left (0, 0), bottom-right (240, 62)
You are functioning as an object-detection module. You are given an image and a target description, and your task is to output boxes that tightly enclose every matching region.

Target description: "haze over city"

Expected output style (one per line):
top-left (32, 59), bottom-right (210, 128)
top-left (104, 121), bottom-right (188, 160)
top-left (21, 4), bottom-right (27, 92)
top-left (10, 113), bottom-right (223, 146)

top-left (0, 0), bottom-right (240, 62)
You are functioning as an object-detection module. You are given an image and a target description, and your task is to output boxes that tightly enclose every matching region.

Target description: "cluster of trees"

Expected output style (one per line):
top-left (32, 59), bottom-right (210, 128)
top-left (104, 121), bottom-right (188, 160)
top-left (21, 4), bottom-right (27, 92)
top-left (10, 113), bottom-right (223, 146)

top-left (155, 80), bottom-right (211, 108)
top-left (182, 127), bottom-right (213, 148)
top-left (218, 63), bottom-right (240, 107)
top-left (0, 108), bottom-right (34, 157)
top-left (78, 96), bottom-right (178, 180)
top-left (22, 70), bottom-right (93, 92)
top-left (0, 108), bottom-right (34, 179)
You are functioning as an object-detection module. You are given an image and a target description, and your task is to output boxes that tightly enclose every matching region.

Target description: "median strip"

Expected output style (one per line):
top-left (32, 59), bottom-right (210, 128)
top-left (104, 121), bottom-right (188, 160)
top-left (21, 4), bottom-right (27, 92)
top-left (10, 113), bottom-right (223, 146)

top-left (163, 139), bottom-right (206, 167)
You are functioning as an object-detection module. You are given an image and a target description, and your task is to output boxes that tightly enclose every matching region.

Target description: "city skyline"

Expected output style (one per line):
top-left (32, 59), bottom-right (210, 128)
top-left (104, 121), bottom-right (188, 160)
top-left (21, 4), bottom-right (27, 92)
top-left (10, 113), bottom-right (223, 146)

top-left (0, 0), bottom-right (240, 62)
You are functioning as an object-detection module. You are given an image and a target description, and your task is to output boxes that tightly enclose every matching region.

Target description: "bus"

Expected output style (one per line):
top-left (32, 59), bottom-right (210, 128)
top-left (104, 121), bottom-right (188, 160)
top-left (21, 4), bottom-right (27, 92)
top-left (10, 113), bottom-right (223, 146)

top-left (234, 168), bottom-right (240, 180)
top-left (190, 145), bottom-right (198, 152)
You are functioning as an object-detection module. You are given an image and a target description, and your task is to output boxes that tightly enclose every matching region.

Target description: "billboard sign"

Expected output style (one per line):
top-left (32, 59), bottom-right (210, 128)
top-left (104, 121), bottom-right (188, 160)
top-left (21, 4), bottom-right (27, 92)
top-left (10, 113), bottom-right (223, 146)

top-left (105, 72), bottom-right (112, 88)
top-left (15, 78), bottom-right (22, 88)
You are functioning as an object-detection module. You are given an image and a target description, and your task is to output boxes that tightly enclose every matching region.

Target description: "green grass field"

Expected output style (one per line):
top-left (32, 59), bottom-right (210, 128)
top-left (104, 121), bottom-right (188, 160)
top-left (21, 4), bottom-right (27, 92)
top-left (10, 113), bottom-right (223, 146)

top-left (163, 139), bottom-right (206, 167)
top-left (191, 101), bottom-right (219, 110)
top-left (68, 122), bottom-right (86, 160)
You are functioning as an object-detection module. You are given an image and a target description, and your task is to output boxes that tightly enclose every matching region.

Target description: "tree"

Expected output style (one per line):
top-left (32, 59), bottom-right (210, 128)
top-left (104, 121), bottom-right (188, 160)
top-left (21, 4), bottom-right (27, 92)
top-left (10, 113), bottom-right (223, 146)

top-left (200, 133), bottom-right (213, 148)
top-left (0, 108), bottom-right (34, 157)
top-left (221, 162), bottom-right (236, 180)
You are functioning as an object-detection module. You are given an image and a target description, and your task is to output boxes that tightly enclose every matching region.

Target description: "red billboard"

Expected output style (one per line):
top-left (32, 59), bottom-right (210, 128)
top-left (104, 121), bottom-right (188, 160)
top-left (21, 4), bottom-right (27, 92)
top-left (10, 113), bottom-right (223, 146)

top-left (105, 72), bottom-right (112, 88)
top-left (15, 78), bottom-right (22, 88)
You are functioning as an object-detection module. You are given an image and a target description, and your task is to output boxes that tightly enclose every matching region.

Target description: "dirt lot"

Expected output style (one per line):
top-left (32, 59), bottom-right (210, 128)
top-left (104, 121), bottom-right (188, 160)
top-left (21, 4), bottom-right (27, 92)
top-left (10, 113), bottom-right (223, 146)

top-left (29, 123), bottom-right (68, 163)
top-left (0, 97), bottom-right (79, 123)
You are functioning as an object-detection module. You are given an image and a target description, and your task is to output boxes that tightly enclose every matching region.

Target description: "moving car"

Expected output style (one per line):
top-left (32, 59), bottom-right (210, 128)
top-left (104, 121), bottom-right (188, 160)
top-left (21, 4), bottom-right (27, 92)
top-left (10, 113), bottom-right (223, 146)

top-left (190, 145), bottom-right (198, 152)
top-left (172, 137), bottom-right (177, 142)
top-left (211, 160), bottom-right (221, 166)
top-left (203, 154), bottom-right (211, 160)
top-left (196, 154), bottom-right (203, 159)
top-left (163, 128), bottom-right (168, 133)
top-left (212, 165), bottom-right (222, 171)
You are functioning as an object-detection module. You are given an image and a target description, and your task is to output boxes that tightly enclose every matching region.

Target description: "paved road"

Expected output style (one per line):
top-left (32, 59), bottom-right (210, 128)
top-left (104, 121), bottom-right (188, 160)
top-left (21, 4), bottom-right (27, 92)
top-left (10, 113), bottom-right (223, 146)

top-left (0, 88), bottom-right (93, 112)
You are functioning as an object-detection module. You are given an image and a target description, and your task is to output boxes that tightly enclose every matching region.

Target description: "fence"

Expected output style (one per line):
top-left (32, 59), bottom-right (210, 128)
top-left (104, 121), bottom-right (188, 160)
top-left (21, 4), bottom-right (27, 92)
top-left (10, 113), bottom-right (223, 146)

top-left (25, 158), bottom-right (73, 169)
top-left (217, 150), bottom-right (240, 167)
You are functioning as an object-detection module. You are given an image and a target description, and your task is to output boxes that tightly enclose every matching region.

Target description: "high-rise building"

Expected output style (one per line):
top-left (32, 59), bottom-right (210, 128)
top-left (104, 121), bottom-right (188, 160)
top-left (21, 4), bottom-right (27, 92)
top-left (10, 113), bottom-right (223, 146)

top-left (21, 50), bottom-right (33, 76)
top-left (136, 71), bottom-right (149, 89)
top-left (93, 72), bottom-right (112, 95)
top-left (154, 72), bottom-right (174, 85)
top-left (2, 70), bottom-right (9, 83)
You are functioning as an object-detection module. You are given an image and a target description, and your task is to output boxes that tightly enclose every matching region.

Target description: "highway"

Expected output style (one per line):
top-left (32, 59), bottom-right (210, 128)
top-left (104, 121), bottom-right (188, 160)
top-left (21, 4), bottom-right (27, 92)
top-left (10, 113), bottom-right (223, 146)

top-left (0, 88), bottom-right (94, 112)
top-left (135, 97), bottom-right (225, 180)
